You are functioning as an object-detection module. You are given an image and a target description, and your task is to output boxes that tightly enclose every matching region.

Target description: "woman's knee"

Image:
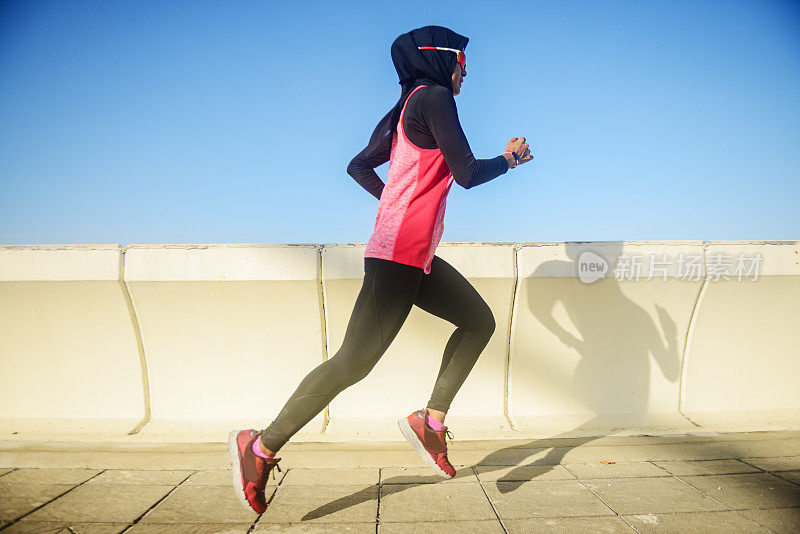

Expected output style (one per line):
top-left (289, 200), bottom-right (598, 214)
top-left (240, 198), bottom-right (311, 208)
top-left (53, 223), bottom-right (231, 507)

top-left (473, 305), bottom-right (496, 339)
top-left (328, 349), bottom-right (380, 388)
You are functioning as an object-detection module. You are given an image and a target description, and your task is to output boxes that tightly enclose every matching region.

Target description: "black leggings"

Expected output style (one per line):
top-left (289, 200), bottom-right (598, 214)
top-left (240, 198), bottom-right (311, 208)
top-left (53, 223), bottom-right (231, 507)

top-left (260, 256), bottom-right (496, 452)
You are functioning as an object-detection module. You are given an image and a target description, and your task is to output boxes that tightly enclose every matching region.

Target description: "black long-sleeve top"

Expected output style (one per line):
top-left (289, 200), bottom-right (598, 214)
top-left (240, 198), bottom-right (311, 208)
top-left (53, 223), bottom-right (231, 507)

top-left (347, 84), bottom-right (509, 200)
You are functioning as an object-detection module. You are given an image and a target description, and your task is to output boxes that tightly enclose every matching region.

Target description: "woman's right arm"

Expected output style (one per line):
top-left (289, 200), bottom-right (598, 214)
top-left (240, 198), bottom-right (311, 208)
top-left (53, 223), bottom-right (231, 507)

top-left (346, 133), bottom-right (392, 200)
top-left (423, 85), bottom-right (531, 188)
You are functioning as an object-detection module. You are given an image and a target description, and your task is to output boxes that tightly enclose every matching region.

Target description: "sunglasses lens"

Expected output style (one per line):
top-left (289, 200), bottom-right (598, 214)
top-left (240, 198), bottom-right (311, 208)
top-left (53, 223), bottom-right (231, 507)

top-left (458, 52), bottom-right (466, 70)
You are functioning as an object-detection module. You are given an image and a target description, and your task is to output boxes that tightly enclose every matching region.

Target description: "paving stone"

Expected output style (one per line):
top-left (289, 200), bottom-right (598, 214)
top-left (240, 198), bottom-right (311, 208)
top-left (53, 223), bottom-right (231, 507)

top-left (185, 470), bottom-right (234, 486)
top-left (141, 485), bottom-right (255, 524)
top-left (623, 510), bottom-right (771, 533)
top-left (0, 483), bottom-right (76, 521)
top-left (565, 462), bottom-right (668, 479)
top-left (1, 431), bottom-right (798, 528)
top-left (483, 479), bottom-right (612, 519)
top-left (653, 459), bottom-right (761, 476)
top-left (279, 449), bottom-right (420, 469)
top-left (381, 466), bottom-right (477, 484)
top-left (774, 470), bottom-right (800, 485)
top-left (48, 525), bottom-right (127, 534)
top-left (380, 482), bottom-right (495, 522)
top-left (380, 519), bottom-right (504, 533)
top-left (739, 507), bottom-right (800, 534)
top-left (476, 442), bottom-right (741, 467)
top-left (0, 521), bottom-right (66, 533)
top-left (563, 442), bottom-right (738, 463)
top-left (505, 516), bottom-right (633, 533)
top-left (281, 467), bottom-right (378, 486)
top-left (733, 439), bottom-right (800, 459)
top-left (474, 464), bottom-right (574, 483)
top-left (0, 468), bottom-right (101, 485)
top-left (21, 484), bottom-right (173, 523)
top-left (261, 484), bottom-right (378, 523)
top-left (583, 477), bottom-right (726, 515)
top-left (87, 470), bottom-right (193, 485)
top-left (0, 451), bottom-right (229, 471)
top-left (741, 456), bottom-right (800, 472)
top-left (256, 522), bottom-right (375, 532)
top-left (473, 447), bottom-right (552, 466)
top-left (128, 524), bottom-right (251, 533)
top-left (2, 523), bottom-right (128, 533)
top-left (452, 437), bottom-right (596, 452)
top-left (681, 473), bottom-right (800, 510)
top-left (562, 445), bottom-right (659, 464)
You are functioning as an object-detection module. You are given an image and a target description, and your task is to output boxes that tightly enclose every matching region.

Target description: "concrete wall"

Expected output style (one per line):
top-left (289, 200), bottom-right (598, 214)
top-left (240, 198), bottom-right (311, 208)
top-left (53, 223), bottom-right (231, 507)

top-left (122, 245), bottom-right (326, 439)
top-left (510, 242), bottom-right (703, 434)
top-left (681, 243), bottom-right (800, 428)
top-left (0, 241), bottom-right (797, 441)
top-left (0, 246), bottom-right (145, 434)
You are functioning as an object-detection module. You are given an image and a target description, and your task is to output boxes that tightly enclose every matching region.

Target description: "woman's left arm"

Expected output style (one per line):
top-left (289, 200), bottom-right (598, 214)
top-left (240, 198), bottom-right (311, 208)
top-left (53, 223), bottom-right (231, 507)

top-left (347, 133), bottom-right (391, 200)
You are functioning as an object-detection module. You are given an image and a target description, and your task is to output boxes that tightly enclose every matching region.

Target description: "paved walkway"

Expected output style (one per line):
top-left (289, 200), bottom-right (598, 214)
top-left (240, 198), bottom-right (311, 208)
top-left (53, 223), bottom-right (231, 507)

top-left (1, 430), bottom-right (799, 533)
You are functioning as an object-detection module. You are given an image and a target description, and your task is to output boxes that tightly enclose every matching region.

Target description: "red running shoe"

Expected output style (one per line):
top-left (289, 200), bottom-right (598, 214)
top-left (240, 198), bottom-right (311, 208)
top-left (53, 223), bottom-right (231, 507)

top-left (227, 429), bottom-right (282, 513)
top-left (398, 409), bottom-right (456, 478)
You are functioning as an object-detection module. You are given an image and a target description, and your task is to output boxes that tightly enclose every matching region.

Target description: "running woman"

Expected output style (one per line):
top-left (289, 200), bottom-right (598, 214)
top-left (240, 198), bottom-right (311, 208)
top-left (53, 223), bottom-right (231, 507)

top-left (229, 25), bottom-right (532, 513)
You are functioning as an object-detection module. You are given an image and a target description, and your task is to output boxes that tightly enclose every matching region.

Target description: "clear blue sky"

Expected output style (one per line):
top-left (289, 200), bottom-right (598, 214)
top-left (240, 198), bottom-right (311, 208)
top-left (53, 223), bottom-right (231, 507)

top-left (1, 0), bottom-right (798, 245)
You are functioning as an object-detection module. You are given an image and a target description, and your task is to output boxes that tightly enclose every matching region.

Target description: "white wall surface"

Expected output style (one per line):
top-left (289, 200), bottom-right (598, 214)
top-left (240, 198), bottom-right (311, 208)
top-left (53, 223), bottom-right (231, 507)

top-left (0, 246), bottom-right (144, 434)
top-left (682, 243), bottom-right (800, 418)
top-left (510, 242), bottom-right (704, 434)
top-left (123, 245), bottom-right (326, 437)
top-left (0, 241), bottom-right (797, 441)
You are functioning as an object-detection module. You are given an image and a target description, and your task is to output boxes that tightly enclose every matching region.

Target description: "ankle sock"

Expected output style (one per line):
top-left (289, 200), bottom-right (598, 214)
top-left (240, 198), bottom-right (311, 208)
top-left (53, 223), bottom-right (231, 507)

top-left (252, 438), bottom-right (274, 459)
top-left (426, 414), bottom-right (445, 431)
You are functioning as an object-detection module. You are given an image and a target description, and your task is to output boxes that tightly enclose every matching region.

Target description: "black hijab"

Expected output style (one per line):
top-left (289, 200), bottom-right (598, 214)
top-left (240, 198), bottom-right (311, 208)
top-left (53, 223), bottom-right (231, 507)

top-left (365, 26), bottom-right (469, 150)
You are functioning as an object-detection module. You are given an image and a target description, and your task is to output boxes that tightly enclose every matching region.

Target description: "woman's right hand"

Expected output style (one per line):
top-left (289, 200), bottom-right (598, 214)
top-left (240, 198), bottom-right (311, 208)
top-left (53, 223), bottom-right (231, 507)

top-left (504, 137), bottom-right (533, 168)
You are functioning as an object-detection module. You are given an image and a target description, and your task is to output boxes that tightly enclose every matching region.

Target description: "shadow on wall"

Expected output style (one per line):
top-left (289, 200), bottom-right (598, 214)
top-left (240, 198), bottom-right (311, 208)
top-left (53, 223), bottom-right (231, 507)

top-left (300, 243), bottom-right (689, 519)
top-left (527, 242), bottom-right (681, 417)
top-left (469, 242), bottom-right (683, 489)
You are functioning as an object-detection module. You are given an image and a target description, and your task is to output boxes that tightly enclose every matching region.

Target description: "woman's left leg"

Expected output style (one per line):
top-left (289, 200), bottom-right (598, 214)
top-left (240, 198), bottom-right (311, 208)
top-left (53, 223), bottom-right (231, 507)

top-left (397, 255), bottom-right (496, 478)
top-left (413, 255), bottom-right (497, 414)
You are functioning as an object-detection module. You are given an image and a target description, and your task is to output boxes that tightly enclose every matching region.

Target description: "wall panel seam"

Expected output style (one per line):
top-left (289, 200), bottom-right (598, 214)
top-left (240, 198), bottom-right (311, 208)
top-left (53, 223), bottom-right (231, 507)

top-left (119, 247), bottom-right (152, 435)
top-left (504, 244), bottom-right (521, 430)
top-left (317, 245), bottom-right (331, 434)
top-left (677, 242), bottom-right (708, 427)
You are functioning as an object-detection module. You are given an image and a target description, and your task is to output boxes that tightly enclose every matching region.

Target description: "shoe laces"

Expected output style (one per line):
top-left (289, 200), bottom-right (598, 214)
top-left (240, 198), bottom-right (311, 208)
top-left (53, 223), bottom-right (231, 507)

top-left (437, 429), bottom-right (454, 453)
top-left (256, 457), bottom-right (282, 487)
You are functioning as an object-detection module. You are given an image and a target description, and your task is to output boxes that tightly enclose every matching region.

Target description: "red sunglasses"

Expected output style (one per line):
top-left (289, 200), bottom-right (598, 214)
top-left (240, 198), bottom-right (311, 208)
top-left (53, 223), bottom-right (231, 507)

top-left (418, 46), bottom-right (466, 70)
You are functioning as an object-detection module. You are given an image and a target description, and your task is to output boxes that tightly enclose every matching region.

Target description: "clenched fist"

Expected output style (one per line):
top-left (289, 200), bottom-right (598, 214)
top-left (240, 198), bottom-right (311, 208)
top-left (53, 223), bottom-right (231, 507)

top-left (503, 137), bottom-right (533, 168)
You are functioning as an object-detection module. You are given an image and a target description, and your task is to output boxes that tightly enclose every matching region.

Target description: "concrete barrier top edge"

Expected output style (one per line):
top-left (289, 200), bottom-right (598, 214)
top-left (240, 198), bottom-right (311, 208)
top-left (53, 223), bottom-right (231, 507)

top-left (514, 240), bottom-right (798, 247)
top-left (122, 243), bottom-right (321, 250)
top-left (0, 248), bottom-right (121, 281)
top-left (2, 240), bottom-right (795, 251)
top-left (322, 243), bottom-right (516, 279)
top-left (323, 241), bottom-right (518, 248)
top-left (0, 244), bottom-right (121, 251)
top-left (124, 246), bottom-right (320, 281)
top-left (704, 242), bottom-right (799, 276)
top-left (2, 241), bottom-right (796, 281)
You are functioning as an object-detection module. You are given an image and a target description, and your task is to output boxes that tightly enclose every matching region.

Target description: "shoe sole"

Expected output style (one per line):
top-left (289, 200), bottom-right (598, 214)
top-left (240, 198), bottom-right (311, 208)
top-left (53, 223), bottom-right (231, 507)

top-left (227, 430), bottom-right (253, 511)
top-left (397, 417), bottom-right (453, 479)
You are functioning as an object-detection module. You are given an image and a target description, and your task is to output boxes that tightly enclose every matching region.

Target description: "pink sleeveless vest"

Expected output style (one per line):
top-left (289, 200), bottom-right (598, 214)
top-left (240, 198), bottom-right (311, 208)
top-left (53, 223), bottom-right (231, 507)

top-left (365, 85), bottom-right (454, 274)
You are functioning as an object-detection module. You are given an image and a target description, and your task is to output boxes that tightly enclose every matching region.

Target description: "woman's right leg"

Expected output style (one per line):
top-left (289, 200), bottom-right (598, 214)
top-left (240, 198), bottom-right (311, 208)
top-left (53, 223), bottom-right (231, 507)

top-left (259, 258), bottom-right (423, 453)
